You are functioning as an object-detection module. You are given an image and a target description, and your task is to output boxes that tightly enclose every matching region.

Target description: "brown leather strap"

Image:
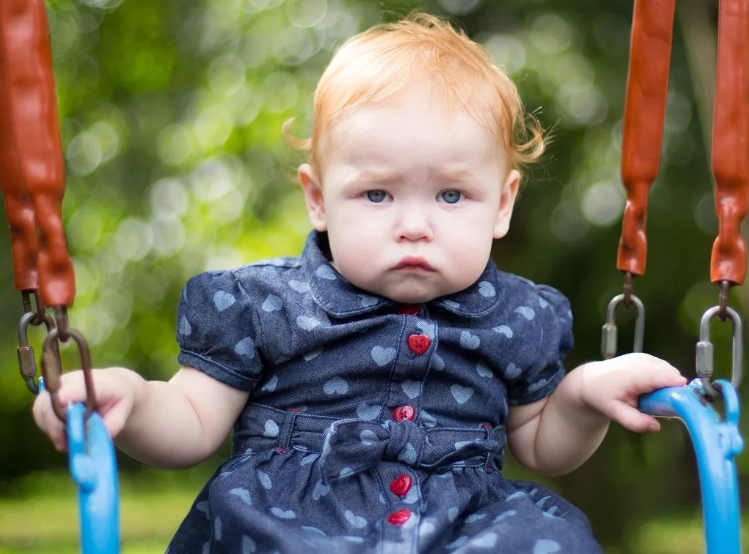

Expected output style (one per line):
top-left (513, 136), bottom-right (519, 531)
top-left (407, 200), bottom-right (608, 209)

top-left (617, 0), bottom-right (676, 276)
top-left (710, 0), bottom-right (749, 285)
top-left (0, 0), bottom-right (75, 306)
top-left (0, 3), bottom-right (38, 292)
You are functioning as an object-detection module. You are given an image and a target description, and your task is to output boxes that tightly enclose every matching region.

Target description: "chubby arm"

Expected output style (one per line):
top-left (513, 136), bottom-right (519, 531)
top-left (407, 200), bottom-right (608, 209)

top-left (506, 353), bottom-right (686, 476)
top-left (33, 366), bottom-right (249, 469)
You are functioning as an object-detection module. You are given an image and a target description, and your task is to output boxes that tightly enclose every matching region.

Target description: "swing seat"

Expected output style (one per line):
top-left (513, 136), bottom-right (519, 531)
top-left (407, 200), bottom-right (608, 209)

top-left (639, 379), bottom-right (743, 553)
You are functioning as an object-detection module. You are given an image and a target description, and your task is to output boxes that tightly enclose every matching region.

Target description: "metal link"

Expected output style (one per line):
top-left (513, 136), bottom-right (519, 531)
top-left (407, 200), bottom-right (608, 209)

top-left (622, 272), bottom-right (634, 308)
top-left (718, 280), bottom-right (732, 321)
top-left (16, 310), bottom-right (56, 394)
top-left (21, 290), bottom-right (45, 326)
top-left (601, 293), bottom-right (645, 359)
top-left (54, 305), bottom-right (70, 342)
top-left (696, 305), bottom-right (742, 399)
top-left (41, 326), bottom-right (96, 422)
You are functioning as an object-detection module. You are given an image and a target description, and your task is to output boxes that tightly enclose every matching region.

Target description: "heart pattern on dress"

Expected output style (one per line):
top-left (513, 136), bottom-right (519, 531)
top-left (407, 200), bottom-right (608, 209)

top-left (235, 337), bottom-right (255, 358)
top-left (476, 361), bottom-right (493, 378)
top-left (323, 377), bottom-right (349, 395)
top-left (241, 535), bottom-right (257, 554)
top-left (401, 380), bottom-right (421, 399)
top-left (371, 346), bottom-right (396, 366)
top-left (478, 281), bottom-right (496, 298)
top-left (213, 290), bottom-right (236, 311)
top-left (179, 316), bottom-right (192, 336)
top-left (296, 316), bottom-right (321, 331)
top-left (515, 306), bottom-right (535, 320)
top-left (471, 532), bottom-right (498, 548)
top-left (260, 374), bottom-right (278, 392)
top-left (263, 420), bottom-right (279, 437)
top-left (534, 539), bottom-right (561, 554)
top-left (493, 325), bottom-right (513, 338)
top-left (288, 280), bottom-right (310, 292)
top-left (261, 294), bottom-right (283, 312)
top-left (271, 507), bottom-right (296, 519)
top-left (356, 403), bottom-right (381, 421)
top-left (229, 487), bottom-right (252, 506)
top-left (450, 384), bottom-right (474, 404)
top-left (459, 331), bottom-right (480, 349)
top-left (315, 265), bottom-right (337, 280)
top-left (344, 510), bottom-right (368, 528)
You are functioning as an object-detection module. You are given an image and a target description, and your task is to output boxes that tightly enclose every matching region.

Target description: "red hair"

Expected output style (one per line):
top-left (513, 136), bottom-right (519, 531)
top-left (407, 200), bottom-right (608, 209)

top-left (286, 13), bottom-right (545, 175)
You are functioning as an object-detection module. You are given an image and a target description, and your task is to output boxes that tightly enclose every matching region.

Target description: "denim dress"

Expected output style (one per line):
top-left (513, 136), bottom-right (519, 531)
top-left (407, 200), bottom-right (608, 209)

top-left (166, 231), bottom-right (603, 554)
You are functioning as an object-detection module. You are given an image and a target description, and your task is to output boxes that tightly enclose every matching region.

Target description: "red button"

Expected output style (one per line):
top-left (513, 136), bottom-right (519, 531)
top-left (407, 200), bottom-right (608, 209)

top-left (398, 304), bottom-right (420, 315)
top-left (392, 405), bottom-right (415, 421)
top-left (390, 474), bottom-right (412, 496)
top-left (387, 509), bottom-right (412, 525)
top-left (407, 334), bottom-right (430, 355)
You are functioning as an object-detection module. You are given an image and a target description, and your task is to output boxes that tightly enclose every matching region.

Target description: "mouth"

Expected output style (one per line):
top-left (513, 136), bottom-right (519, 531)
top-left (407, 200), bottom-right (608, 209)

top-left (394, 256), bottom-right (435, 271)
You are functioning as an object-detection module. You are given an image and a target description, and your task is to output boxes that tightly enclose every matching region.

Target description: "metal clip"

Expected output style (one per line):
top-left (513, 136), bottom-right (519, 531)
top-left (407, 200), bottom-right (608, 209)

top-left (601, 293), bottom-right (645, 359)
top-left (17, 310), bottom-right (56, 394)
top-left (41, 326), bottom-right (97, 422)
top-left (21, 290), bottom-right (46, 326)
top-left (696, 306), bottom-right (743, 399)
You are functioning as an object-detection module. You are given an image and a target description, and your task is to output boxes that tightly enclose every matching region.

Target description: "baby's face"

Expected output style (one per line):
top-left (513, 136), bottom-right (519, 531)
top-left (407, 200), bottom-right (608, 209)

top-left (300, 83), bottom-right (520, 304)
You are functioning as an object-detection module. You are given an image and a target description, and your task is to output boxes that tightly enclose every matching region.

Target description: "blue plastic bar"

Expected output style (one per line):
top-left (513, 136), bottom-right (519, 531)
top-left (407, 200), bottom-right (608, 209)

top-left (639, 379), bottom-right (743, 554)
top-left (66, 402), bottom-right (120, 554)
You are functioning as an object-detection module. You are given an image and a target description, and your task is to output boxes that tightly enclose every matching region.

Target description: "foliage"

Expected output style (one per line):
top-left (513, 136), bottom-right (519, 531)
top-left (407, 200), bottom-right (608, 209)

top-left (0, 0), bottom-right (745, 549)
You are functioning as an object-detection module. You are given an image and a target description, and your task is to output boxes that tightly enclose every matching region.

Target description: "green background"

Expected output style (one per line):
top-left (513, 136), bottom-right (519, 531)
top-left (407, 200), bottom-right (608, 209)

top-left (1, 0), bottom-right (746, 551)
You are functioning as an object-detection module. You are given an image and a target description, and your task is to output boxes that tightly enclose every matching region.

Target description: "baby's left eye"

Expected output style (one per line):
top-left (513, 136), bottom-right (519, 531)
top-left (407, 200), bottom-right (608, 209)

top-left (440, 190), bottom-right (464, 204)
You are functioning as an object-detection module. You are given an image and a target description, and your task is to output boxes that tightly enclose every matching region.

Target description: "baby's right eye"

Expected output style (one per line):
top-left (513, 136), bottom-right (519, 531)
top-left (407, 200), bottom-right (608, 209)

top-left (366, 190), bottom-right (388, 203)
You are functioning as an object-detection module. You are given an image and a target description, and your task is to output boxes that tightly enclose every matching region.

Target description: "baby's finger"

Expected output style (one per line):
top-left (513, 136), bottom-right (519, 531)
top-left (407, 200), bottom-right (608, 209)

top-left (637, 371), bottom-right (687, 395)
top-left (32, 393), bottom-right (69, 451)
top-left (606, 400), bottom-right (660, 433)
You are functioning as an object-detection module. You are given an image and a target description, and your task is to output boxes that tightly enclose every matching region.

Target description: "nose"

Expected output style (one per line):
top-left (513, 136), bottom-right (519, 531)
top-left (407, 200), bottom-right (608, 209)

top-left (395, 205), bottom-right (434, 242)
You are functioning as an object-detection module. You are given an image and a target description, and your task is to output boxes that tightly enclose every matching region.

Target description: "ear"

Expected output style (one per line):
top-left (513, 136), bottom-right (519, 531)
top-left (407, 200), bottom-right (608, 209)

top-left (298, 163), bottom-right (327, 232)
top-left (493, 169), bottom-right (521, 239)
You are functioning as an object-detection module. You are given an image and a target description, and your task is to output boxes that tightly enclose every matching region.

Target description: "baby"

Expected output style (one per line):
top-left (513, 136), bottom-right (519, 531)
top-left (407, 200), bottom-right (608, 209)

top-left (34, 13), bottom-right (685, 554)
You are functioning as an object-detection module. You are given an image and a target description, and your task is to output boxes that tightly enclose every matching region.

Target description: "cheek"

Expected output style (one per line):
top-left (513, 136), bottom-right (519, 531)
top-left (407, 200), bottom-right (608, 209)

top-left (326, 217), bottom-right (380, 268)
top-left (443, 227), bottom-right (494, 273)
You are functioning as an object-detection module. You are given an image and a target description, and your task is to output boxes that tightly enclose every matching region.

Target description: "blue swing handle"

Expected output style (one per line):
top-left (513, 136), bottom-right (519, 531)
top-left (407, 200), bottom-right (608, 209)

top-left (39, 378), bottom-right (120, 553)
top-left (67, 402), bottom-right (120, 554)
top-left (639, 379), bottom-right (743, 554)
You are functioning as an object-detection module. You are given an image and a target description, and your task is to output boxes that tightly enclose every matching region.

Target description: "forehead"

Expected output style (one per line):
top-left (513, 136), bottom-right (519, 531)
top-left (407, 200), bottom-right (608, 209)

top-left (322, 84), bottom-right (503, 170)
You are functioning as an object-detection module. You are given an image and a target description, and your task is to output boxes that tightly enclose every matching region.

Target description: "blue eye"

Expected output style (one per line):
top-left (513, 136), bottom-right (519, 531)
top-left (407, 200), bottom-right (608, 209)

top-left (440, 190), bottom-right (463, 204)
top-left (366, 190), bottom-right (387, 203)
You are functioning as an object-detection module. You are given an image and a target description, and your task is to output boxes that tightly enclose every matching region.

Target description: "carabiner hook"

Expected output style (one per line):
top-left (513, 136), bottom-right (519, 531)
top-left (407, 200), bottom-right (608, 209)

top-left (41, 326), bottom-right (97, 422)
top-left (17, 310), bottom-right (56, 394)
top-left (696, 305), bottom-right (743, 399)
top-left (601, 293), bottom-right (645, 359)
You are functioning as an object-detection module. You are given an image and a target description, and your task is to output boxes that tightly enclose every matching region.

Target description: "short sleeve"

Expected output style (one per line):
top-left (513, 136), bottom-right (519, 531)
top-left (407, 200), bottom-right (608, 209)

top-left (176, 270), bottom-right (263, 391)
top-left (507, 284), bottom-right (573, 406)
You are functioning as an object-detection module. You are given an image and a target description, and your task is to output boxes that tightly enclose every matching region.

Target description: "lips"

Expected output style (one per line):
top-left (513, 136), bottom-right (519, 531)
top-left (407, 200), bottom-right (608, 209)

top-left (394, 256), bottom-right (434, 271)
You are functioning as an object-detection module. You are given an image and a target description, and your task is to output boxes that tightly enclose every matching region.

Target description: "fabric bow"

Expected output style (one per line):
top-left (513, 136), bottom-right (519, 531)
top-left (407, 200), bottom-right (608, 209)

top-left (319, 418), bottom-right (505, 484)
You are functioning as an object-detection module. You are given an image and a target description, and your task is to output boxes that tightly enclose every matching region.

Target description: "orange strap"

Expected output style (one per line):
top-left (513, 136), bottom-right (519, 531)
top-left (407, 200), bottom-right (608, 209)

top-left (0, 0), bottom-right (75, 307)
top-left (710, 0), bottom-right (749, 285)
top-left (617, 0), bottom-right (675, 277)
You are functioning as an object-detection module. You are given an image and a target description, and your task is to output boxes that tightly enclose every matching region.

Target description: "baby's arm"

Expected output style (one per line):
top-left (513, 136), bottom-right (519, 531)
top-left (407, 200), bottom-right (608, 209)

top-left (33, 366), bottom-right (249, 469)
top-left (506, 352), bottom-right (686, 476)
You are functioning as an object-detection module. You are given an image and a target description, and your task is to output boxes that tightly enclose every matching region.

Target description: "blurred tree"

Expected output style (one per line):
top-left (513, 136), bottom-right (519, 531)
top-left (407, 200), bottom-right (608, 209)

top-left (0, 0), bottom-right (743, 550)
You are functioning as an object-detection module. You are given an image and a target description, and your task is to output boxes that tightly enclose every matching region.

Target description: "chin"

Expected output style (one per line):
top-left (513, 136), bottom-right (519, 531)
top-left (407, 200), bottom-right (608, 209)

top-left (384, 288), bottom-right (443, 305)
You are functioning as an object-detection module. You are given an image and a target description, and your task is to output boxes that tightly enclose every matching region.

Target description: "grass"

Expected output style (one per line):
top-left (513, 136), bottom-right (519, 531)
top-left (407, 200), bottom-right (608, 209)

top-left (0, 472), bottom-right (747, 553)
top-left (0, 488), bottom-right (193, 553)
top-left (0, 470), bottom-right (203, 554)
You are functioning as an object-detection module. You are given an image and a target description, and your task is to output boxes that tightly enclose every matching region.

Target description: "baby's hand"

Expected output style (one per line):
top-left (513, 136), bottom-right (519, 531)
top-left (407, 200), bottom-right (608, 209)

top-left (33, 367), bottom-right (138, 451)
top-left (579, 353), bottom-right (687, 433)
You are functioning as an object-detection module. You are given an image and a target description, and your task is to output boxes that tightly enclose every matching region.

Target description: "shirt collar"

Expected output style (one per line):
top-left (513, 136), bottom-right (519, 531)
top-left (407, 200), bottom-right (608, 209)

top-left (302, 231), bottom-right (503, 318)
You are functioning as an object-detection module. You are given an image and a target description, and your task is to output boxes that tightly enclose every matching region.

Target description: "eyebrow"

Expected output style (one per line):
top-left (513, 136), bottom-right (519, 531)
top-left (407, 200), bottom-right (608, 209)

top-left (350, 167), bottom-right (481, 184)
